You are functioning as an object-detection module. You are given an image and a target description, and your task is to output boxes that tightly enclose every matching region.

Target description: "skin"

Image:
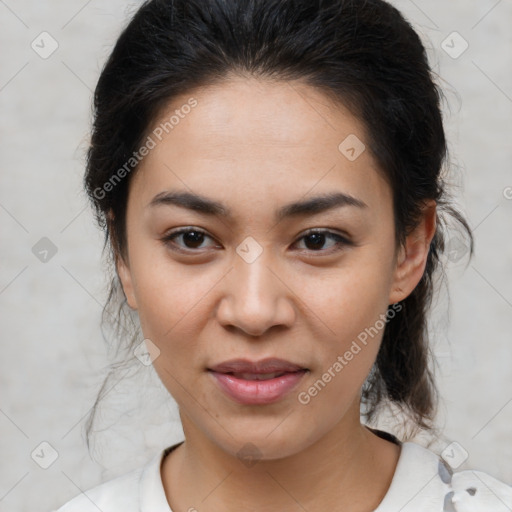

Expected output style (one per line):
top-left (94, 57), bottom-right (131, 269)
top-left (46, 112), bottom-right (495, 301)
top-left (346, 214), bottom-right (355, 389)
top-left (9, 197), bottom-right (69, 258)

top-left (116, 76), bottom-right (437, 512)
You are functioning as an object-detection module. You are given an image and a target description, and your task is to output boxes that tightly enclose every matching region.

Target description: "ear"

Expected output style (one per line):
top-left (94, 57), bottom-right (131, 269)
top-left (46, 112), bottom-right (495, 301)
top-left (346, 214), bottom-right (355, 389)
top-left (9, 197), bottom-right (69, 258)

top-left (388, 200), bottom-right (437, 305)
top-left (107, 209), bottom-right (138, 310)
top-left (116, 254), bottom-right (138, 310)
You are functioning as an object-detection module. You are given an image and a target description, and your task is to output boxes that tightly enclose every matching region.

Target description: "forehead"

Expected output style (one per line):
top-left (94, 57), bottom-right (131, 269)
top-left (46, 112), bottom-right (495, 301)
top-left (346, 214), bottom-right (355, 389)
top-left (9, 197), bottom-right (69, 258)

top-left (130, 77), bottom-right (390, 217)
top-left (148, 77), bottom-right (369, 158)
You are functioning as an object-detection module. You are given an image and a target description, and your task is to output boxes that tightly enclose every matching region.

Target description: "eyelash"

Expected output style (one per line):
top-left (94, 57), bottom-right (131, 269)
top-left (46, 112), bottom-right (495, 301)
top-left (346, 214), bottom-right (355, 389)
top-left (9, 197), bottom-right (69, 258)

top-left (161, 227), bottom-right (353, 256)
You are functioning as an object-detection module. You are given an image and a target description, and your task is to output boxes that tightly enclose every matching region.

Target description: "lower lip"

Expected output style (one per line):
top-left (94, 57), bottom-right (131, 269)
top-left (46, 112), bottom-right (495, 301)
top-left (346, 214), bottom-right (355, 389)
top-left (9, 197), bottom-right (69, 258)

top-left (209, 370), bottom-right (307, 405)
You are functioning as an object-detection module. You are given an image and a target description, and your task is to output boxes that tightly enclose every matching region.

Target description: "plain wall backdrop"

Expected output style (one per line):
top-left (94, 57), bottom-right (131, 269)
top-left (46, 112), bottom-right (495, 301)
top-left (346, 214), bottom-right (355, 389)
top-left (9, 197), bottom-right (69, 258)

top-left (0, 1), bottom-right (511, 511)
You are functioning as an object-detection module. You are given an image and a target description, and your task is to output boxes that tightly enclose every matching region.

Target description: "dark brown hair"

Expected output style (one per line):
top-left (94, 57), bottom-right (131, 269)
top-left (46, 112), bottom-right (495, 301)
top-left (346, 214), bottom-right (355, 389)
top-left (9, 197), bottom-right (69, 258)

top-left (83, 0), bottom-right (473, 446)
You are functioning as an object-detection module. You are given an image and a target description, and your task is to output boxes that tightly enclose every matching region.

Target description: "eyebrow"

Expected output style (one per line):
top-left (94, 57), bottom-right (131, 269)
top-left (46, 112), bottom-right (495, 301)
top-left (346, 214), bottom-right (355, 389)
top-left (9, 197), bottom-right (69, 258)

top-left (147, 190), bottom-right (367, 222)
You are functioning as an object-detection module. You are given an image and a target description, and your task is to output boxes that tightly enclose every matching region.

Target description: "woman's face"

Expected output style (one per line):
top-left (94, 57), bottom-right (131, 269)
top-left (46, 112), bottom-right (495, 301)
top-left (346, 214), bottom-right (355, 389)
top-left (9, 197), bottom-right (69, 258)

top-left (117, 77), bottom-right (432, 460)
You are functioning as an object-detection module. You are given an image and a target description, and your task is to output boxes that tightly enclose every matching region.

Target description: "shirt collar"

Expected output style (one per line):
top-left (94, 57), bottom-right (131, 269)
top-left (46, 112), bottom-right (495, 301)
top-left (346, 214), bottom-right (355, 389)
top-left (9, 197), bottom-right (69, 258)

top-left (374, 441), bottom-right (450, 512)
top-left (138, 439), bottom-right (448, 512)
top-left (139, 441), bottom-right (184, 512)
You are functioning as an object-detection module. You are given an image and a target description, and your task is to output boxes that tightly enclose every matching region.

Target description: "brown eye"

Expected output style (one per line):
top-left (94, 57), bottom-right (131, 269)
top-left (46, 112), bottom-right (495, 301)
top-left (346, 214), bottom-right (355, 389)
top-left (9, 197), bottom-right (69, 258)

top-left (293, 229), bottom-right (352, 254)
top-left (161, 227), bottom-right (218, 252)
top-left (180, 230), bottom-right (205, 248)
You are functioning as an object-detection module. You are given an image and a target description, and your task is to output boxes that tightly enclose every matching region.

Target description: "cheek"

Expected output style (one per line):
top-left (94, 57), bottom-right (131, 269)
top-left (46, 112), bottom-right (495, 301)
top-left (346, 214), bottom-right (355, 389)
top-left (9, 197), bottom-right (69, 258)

top-left (295, 254), bottom-right (394, 395)
top-left (300, 256), bottom-right (393, 340)
top-left (295, 281), bottom-right (386, 422)
top-left (129, 258), bottom-right (221, 379)
top-left (131, 247), bottom-right (213, 327)
top-left (134, 265), bottom-right (210, 398)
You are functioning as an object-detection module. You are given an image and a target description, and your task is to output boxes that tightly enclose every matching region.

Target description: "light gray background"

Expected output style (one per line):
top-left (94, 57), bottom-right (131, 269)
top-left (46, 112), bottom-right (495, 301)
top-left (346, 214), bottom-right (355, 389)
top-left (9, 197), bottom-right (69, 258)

top-left (1, 1), bottom-right (511, 511)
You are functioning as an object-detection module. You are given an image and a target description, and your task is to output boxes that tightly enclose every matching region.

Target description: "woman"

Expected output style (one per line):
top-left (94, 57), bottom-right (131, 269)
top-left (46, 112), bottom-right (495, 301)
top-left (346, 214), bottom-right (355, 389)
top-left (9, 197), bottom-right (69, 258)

top-left (53, 0), bottom-right (512, 510)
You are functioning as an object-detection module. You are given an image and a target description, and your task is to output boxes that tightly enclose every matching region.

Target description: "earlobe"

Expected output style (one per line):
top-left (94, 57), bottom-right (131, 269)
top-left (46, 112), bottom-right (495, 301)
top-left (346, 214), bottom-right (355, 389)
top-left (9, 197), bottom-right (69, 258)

top-left (388, 200), bottom-right (437, 305)
top-left (107, 209), bottom-right (138, 310)
top-left (116, 255), bottom-right (138, 310)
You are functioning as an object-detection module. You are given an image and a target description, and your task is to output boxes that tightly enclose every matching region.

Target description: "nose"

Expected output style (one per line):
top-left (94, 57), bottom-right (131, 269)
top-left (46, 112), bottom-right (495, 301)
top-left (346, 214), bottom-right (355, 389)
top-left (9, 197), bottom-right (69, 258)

top-left (215, 246), bottom-right (296, 337)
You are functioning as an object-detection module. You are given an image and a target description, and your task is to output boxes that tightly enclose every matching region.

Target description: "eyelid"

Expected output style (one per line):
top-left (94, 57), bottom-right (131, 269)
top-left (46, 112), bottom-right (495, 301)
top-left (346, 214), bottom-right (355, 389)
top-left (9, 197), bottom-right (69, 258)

top-left (292, 228), bottom-right (353, 254)
top-left (161, 226), bottom-right (219, 253)
top-left (299, 227), bottom-right (352, 242)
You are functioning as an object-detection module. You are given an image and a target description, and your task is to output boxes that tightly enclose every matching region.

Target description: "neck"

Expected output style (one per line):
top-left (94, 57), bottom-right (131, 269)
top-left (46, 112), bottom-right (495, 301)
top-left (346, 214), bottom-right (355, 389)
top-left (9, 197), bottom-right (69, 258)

top-left (161, 405), bottom-right (400, 512)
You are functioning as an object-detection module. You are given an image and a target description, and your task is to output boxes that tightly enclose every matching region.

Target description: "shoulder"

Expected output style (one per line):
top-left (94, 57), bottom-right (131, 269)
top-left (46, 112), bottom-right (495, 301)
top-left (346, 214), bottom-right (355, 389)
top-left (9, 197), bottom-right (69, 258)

top-left (53, 463), bottom-right (145, 512)
top-left (375, 441), bottom-right (512, 512)
top-left (52, 443), bottom-right (181, 512)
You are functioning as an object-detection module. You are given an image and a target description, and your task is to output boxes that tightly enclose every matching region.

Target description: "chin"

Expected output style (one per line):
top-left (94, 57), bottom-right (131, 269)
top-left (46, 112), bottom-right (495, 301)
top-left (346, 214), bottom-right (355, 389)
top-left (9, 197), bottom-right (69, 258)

top-left (204, 418), bottom-right (321, 463)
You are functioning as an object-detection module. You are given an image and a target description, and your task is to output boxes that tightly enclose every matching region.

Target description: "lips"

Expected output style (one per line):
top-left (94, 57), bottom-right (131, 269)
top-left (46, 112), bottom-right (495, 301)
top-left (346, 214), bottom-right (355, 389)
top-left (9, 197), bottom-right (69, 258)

top-left (207, 358), bottom-right (308, 405)
top-left (208, 357), bottom-right (307, 375)
top-left (232, 371), bottom-right (287, 381)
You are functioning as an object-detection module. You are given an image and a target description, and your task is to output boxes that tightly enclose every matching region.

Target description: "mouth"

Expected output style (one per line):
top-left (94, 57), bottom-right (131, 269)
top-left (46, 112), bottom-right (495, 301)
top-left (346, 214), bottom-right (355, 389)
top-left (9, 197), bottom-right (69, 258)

top-left (220, 371), bottom-right (295, 381)
top-left (208, 357), bottom-right (308, 374)
top-left (207, 358), bottom-right (309, 405)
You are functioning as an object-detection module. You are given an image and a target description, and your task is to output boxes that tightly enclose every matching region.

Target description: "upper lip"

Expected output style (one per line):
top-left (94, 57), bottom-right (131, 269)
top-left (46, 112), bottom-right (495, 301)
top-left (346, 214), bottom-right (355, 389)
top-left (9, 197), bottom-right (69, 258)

top-left (208, 358), bottom-right (307, 374)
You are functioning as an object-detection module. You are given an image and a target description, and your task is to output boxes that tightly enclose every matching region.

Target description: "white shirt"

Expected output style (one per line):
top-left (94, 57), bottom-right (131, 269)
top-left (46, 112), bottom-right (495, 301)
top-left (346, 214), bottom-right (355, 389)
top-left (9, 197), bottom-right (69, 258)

top-left (53, 438), bottom-right (512, 511)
